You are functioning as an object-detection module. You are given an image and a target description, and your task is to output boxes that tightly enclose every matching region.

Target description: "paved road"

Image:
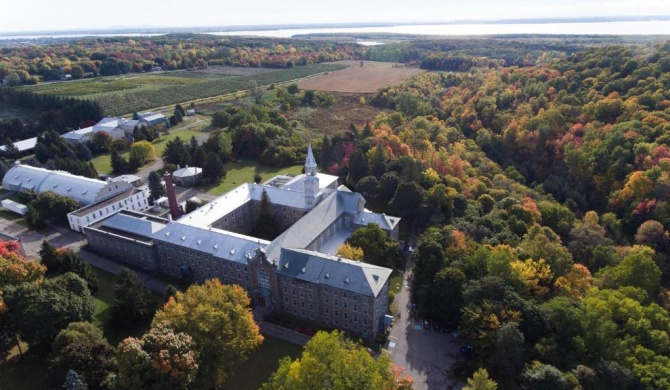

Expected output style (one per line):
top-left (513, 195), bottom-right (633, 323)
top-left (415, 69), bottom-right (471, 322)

top-left (387, 265), bottom-right (464, 390)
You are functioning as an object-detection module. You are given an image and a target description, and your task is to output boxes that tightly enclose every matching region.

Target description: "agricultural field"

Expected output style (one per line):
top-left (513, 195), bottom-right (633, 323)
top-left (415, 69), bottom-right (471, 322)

top-left (285, 93), bottom-right (391, 136)
top-left (19, 63), bottom-right (347, 116)
top-left (297, 60), bottom-right (425, 93)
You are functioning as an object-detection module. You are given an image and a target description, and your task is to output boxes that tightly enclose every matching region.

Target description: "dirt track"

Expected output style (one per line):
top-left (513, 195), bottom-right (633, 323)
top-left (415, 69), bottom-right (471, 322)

top-left (297, 61), bottom-right (425, 93)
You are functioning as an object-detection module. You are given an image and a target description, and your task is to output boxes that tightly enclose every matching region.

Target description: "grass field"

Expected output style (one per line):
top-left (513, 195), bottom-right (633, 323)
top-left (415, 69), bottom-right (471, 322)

top-left (297, 60), bottom-right (425, 93)
top-left (197, 160), bottom-right (303, 195)
top-left (20, 63), bottom-right (347, 116)
top-left (90, 120), bottom-right (207, 174)
top-left (229, 336), bottom-right (302, 390)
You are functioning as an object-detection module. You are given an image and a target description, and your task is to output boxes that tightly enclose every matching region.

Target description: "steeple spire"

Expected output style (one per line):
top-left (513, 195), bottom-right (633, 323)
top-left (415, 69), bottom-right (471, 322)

top-left (305, 143), bottom-right (317, 176)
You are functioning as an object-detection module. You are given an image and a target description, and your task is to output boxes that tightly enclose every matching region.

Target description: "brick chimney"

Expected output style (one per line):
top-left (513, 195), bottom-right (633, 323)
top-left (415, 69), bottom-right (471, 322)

top-left (164, 173), bottom-right (182, 220)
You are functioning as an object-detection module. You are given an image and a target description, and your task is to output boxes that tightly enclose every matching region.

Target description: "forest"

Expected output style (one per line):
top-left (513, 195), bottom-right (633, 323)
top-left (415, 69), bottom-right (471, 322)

top-left (324, 40), bottom-right (670, 388)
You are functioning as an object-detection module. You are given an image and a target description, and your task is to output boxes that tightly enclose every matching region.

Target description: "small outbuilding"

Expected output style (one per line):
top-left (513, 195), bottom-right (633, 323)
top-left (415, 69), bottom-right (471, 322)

top-left (1, 199), bottom-right (28, 215)
top-left (172, 165), bottom-right (202, 186)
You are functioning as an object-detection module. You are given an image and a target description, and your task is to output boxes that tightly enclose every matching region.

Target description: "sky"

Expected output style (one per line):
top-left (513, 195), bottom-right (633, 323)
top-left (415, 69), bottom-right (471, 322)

top-left (1, 0), bottom-right (669, 33)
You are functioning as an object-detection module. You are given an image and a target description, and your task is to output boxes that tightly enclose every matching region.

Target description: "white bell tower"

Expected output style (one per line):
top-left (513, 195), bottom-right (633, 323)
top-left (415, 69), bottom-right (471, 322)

top-left (304, 144), bottom-right (319, 210)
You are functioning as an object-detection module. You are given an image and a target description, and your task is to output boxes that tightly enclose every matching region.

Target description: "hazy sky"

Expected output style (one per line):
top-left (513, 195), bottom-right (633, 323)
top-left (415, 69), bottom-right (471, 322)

top-left (1, 0), bottom-right (669, 33)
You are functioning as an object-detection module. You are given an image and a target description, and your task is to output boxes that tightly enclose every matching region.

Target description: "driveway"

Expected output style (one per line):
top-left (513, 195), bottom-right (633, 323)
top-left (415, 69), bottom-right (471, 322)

top-left (386, 266), bottom-right (464, 390)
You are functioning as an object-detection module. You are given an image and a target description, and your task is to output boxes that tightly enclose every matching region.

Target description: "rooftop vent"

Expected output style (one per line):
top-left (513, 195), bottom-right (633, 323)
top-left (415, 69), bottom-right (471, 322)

top-left (284, 262), bottom-right (289, 269)
top-left (165, 231), bottom-right (171, 237)
top-left (373, 274), bottom-right (379, 282)
top-left (325, 273), bottom-right (330, 279)
top-left (345, 278), bottom-right (349, 284)
top-left (181, 236), bottom-right (186, 241)
top-left (197, 240), bottom-right (202, 245)
top-left (230, 249), bottom-right (235, 255)
top-left (214, 244), bottom-right (219, 249)
top-left (301, 267), bottom-right (306, 273)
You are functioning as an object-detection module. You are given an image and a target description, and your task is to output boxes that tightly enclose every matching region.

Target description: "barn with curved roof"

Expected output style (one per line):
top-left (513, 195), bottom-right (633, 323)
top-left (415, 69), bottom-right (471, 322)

top-left (2, 162), bottom-right (132, 206)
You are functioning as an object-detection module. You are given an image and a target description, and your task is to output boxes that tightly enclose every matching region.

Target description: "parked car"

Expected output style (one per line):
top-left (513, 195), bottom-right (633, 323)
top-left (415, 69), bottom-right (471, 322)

top-left (423, 319), bottom-right (431, 329)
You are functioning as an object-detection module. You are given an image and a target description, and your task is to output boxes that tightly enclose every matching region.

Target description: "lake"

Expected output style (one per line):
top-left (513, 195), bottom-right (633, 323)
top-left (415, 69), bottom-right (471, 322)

top-left (208, 21), bottom-right (670, 37)
top-left (2, 21), bottom-right (670, 41)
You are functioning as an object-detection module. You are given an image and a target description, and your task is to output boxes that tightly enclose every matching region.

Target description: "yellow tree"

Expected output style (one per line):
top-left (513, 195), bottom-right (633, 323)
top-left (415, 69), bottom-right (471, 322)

top-left (262, 331), bottom-right (412, 390)
top-left (511, 258), bottom-right (554, 298)
top-left (153, 279), bottom-right (263, 389)
top-left (337, 243), bottom-right (364, 261)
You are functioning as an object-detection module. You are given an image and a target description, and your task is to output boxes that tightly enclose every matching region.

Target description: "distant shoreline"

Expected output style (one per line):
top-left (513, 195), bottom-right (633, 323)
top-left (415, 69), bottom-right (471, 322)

top-left (1, 15), bottom-right (670, 38)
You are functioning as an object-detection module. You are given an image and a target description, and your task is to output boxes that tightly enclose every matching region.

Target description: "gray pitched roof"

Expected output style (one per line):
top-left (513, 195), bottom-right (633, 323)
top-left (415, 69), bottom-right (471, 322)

top-left (101, 212), bottom-right (167, 238)
top-left (354, 211), bottom-right (400, 231)
top-left (277, 248), bottom-right (391, 297)
top-left (265, 191), bottom-right (364, 263)
top-left (152, 223), bottom-right (270, 265)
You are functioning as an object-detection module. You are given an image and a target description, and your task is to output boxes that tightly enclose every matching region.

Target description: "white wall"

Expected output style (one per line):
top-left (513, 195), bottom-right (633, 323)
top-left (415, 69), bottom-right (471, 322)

top-left (68, 190), bottom-right (150, 232)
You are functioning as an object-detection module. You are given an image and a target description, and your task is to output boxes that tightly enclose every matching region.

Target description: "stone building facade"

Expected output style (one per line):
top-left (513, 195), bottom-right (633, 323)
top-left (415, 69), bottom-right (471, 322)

top-left (84, 146), bottom-right (399, 338)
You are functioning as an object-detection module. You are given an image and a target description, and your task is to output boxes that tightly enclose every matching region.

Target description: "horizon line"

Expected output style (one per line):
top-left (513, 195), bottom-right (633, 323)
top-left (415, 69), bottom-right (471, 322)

top-left (1, 15), bottom-right (669, 36)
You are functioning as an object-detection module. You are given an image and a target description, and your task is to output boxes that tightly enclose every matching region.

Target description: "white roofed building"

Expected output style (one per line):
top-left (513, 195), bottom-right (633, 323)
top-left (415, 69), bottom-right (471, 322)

top-left (2, 162), bottom-right (132, 206)
top-left (172, 165), bottom-right (202, 186)
top-left (83, 146), bottom-right (400, 339)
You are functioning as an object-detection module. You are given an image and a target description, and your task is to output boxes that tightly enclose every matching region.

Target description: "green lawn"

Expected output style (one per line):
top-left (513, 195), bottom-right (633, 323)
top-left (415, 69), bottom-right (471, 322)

top-left (0, 210), bottom-right (28, 228)
top-left (229, 336), bottom-right (303, 390)
top-left (389, 271), bottom-right (404, 295)
top-left (90, 124), bottom-right (207, 175)
top-left (196, 160), bottom-right (303, 196)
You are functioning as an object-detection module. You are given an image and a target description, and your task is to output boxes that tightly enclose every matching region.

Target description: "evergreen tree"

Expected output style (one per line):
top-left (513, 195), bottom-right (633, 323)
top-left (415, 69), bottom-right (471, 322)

top-left (40, 240), bottom-right (60, 274)
top-left (63, 370), bottom-right (88, 390)
top-left (203, 152), bottom-right (225, 182)
top-left (110, 267), bottom-right (156, 329)
top-left (368, 143), bottom-right (387, 178)
top-left (348, 148), bottom-right (368, 184)
top-left (251, 190), bottom-right (281, 240)
top-left (163, 284), bottom-right (178, 303)
top-left (148, 171), bottom-right (165, 200)
top-left (162, 136), bottom-right (190, 166)
top-left (320, 136), bottom-right (332, 169)
top-left (110, 150), bottom-right (128, 174)
top-left (57, 249), bottom-right (99, 293)
top-left (193, 146), bottom-right (207, 168)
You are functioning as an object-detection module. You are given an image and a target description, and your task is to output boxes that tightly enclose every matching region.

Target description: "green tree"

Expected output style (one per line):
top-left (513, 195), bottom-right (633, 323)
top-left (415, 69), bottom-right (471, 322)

top-left (110, 267), bottom-right (156, 329)
top-left (162, 136), bottom-right (190, 167)
top-left (117, 324), bottom-right (199, 390)
top-left (54, 248), bottom-right (99, 292)
top-left (4, 273), bottom-right (94, 354)
top-left (48, 322), bottom-right (116, 389)
top-left (368, 143), bottom-right (388, 178)
top-left (349, 148), bottom-right (368, 184)
top-left (464, 368), bottom-right (498, 390)
top-left (202, 152), bottom-right (226, 182)
top-left (64, 370), bottom-right (88, 390)
top-left (89, 131), bottom-right (113, 153)
top-left (251, 189), bottom-right (282, 240)
top-left (262, 330), bottom-right (408, 390)
top-left (347, 223), bottom-right (399, 268)
top-left (152, 279), bottom-right (263, 389)
top-left (39, 240), bottom-right (60, 274)
top-left (192, 146), bottom-right (207, 168)
top-left (521, 364), bottom-right (571, 390)
top-left (148, 171), bottom-right (165, 201)
top-left (111, 150), bottom-right (129, 174)
top-left (596, 246), bottom-right (662, 297)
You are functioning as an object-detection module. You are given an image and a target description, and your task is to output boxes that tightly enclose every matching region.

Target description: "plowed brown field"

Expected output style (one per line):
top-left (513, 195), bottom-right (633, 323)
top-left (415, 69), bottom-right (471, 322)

top-left (297, 60), bottom-right (425, 93)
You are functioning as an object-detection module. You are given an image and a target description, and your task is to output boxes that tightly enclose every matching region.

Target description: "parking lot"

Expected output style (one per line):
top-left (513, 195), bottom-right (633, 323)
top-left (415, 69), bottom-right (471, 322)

top-left (385, 270), bottom-right (464, 390)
